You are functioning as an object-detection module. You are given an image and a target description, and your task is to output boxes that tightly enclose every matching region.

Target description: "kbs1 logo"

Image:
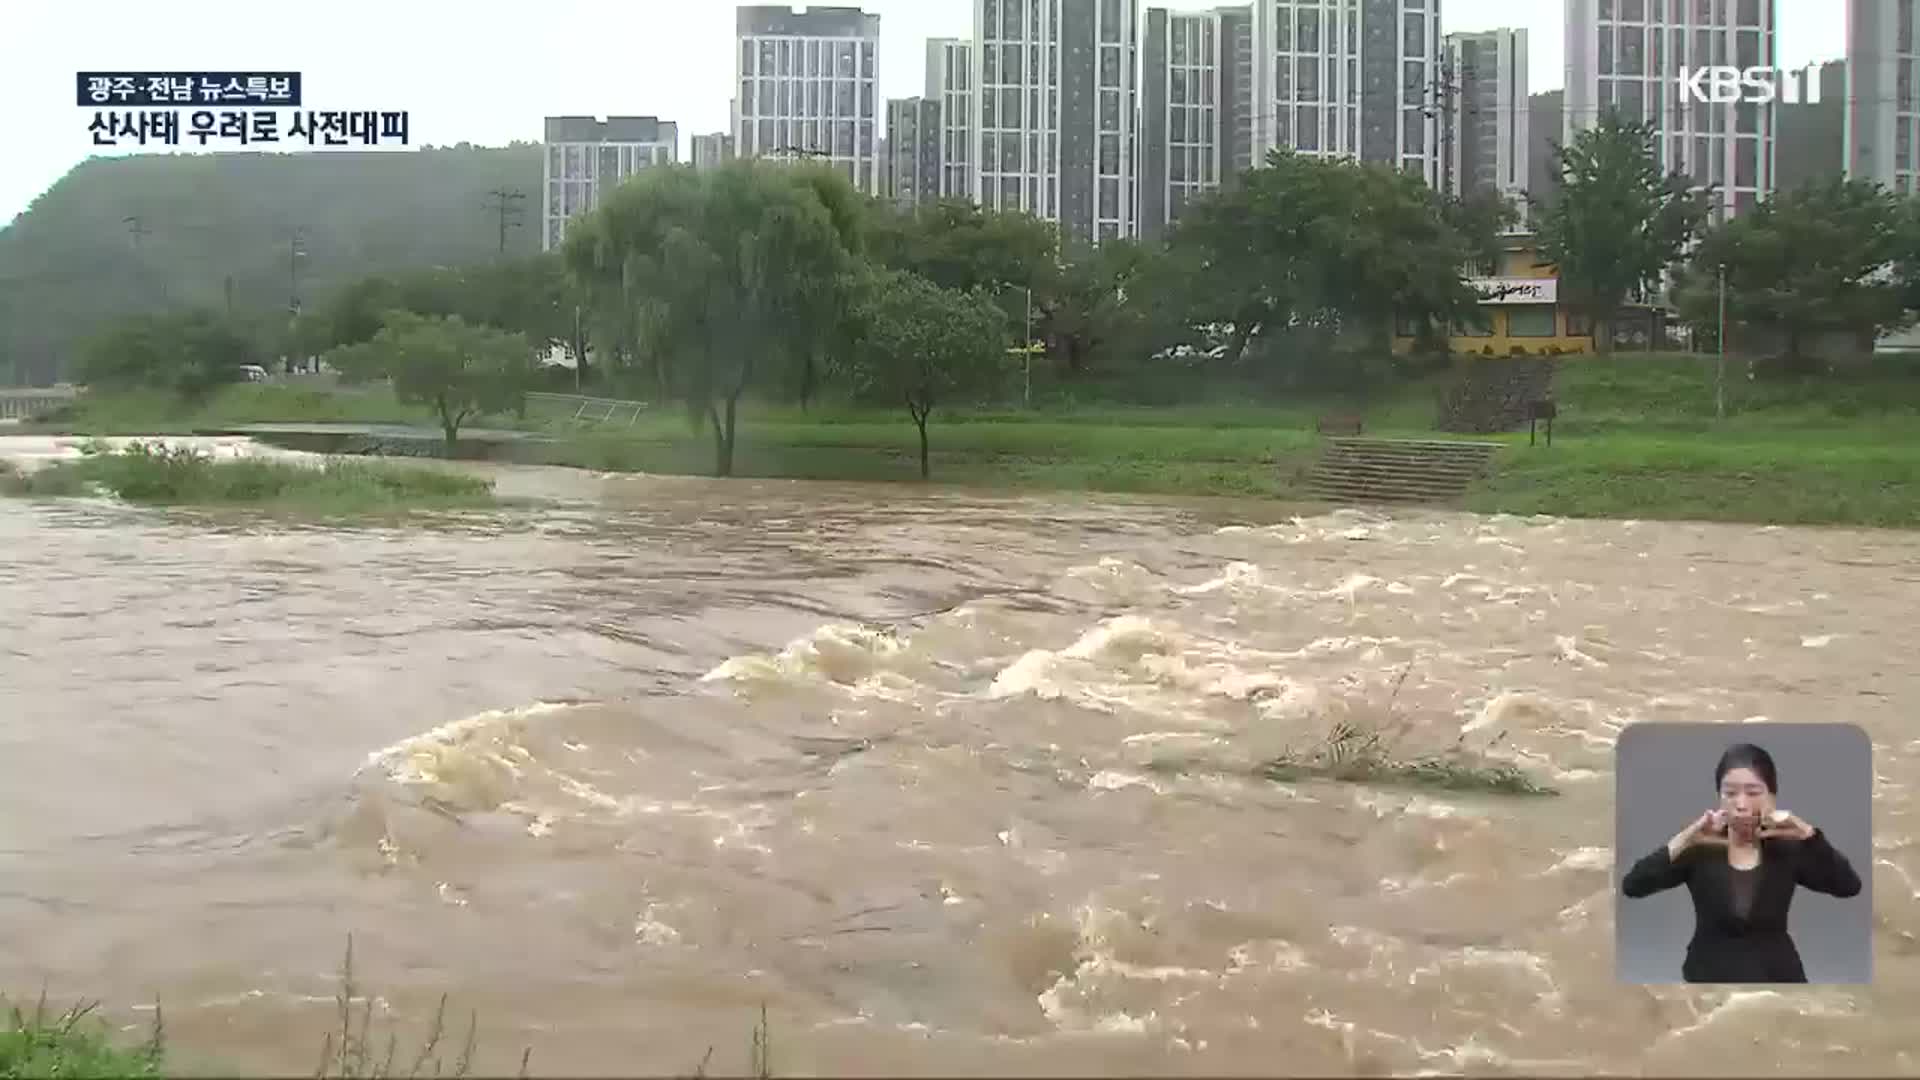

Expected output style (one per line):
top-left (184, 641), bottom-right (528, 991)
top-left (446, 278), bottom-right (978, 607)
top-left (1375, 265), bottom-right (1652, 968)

top-left (1676, 65), bottom-right (1822, 105)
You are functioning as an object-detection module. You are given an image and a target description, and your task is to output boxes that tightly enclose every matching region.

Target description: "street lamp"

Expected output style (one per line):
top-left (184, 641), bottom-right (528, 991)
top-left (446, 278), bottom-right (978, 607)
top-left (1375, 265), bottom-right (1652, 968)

top-left (1715, 261), bottom-right (1727, 421)
top-left (1001, 283), bottom-right (1038, 409)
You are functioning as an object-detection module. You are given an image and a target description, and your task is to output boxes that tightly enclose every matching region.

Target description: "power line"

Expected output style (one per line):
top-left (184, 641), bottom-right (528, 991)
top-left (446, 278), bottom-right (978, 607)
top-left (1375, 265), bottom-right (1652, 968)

top-left (484, 188), bottom-right (526, 254)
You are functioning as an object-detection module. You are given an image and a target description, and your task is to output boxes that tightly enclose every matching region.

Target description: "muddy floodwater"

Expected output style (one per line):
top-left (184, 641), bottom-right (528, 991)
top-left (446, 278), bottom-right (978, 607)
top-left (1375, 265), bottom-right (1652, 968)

top-left (3, 447), bottom-right (1918, 1075)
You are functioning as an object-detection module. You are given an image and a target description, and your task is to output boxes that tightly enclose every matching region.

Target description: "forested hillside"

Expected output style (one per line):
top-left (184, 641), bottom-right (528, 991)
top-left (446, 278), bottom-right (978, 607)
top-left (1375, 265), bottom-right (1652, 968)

top-left (0, 144), bottom-right (541, 383)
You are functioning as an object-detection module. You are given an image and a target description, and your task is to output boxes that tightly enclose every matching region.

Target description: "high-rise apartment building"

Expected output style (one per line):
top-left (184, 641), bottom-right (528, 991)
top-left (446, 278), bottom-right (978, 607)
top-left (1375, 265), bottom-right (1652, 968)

top-left (926, 37), bottom-right (976, 198)
top-left (1141, 5), bottom-right (1254, 240)
top-left (691, 132), bottom-right (737, 170)
top-left (541, 115), bottom-right (679, 252)
top-left (1250, 0), bottom-right (1444, 186)
top-left (971, 0), bottom-right (1140, 245)
top-left (886, 97), bottom-right (943, 206)
top-left (1846, 0), bottom-right (1920, 193)
top-left (1443, 28), bottom-right (1529, 216)
top-left (1564, 0), bottom-right (1774, 221)
top-left (735, 6), bottom-right (882, 194)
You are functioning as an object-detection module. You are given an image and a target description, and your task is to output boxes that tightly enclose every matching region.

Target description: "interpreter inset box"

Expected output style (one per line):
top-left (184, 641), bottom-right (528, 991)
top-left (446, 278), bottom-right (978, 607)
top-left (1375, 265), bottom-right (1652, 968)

top-left (1614, 722), bottom-right (1872, 985)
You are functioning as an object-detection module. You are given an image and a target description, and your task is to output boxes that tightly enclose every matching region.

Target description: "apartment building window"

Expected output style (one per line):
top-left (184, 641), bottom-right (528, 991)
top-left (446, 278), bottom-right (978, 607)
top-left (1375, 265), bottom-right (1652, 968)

top-left (1621, 31), bottom-right (1645, 76)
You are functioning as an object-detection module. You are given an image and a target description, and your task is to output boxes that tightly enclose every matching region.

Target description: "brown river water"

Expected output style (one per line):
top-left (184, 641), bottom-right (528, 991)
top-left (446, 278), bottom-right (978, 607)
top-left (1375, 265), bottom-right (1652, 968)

top-left (3, 441), bottom-right (1919, 1076)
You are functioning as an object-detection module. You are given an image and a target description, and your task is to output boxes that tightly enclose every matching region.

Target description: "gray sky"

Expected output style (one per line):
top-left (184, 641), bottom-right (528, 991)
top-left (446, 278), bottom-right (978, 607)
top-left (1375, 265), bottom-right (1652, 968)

top-left (0, 0), bottom-right (1846, 228)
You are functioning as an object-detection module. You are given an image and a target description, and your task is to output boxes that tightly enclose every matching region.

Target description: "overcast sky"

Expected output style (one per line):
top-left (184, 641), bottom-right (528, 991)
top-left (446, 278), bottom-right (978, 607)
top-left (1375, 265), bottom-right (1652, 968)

top-left (0, 0), bottom-right (1845, 228)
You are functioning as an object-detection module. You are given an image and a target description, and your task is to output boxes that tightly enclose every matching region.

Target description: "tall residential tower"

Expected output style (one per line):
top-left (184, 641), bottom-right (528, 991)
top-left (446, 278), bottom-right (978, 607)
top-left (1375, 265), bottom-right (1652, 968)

top-left (1443, 28), bottom-right (1529, 217)
top-left (735, 6), bottom-right (883, 194)
top-left (1564, 0), bottom-right (1775, 221)
top-left (1250, 0), bottom-right (1444, 186)
top-left (971, 0), bottom-right (1140, 245)
top-left (1141, 5), bottom-right (1254, 240)
top-left (541, 115), bottom-right (679, 252)
top-left (1846, 0), bottom-right (1920, 193)
top-left (927, 37), bottom-right (976, 198)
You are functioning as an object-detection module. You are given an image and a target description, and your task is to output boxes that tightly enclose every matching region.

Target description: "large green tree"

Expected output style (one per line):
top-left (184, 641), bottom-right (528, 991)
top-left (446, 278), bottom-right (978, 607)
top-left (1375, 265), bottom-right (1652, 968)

top-left (1677, 179), bottom-right (1910, 371)
top-left (1308, 162), bottom-right (1497, 355)
top-left (838, 269), bottom-right (1009, 478)
top-left (563, 161), bottom-right (857, 476)
top-left (1534, 113), bottom-right (1711, 353)
top-left (1168, 150), bottom-right (1498, 370)
top-left (1037, 238), bottom-right (1155, 375)
top-left (324, 311), bottom-right (532, 449)
top-left (77, 309), bottom-right (261, 399)
top-left (867, 198), bottom-right (1058, 295)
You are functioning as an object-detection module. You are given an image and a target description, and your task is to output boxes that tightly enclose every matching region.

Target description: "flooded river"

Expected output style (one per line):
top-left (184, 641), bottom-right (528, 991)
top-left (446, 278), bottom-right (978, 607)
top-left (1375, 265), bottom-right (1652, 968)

top-left (3, 445), bottom-right (1919, 1075)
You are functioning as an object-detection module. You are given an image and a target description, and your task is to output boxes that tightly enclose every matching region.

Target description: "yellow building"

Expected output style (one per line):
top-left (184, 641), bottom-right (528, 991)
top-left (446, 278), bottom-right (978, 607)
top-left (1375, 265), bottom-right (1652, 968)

top-left (1393, 231), bottom-right (1597, 357)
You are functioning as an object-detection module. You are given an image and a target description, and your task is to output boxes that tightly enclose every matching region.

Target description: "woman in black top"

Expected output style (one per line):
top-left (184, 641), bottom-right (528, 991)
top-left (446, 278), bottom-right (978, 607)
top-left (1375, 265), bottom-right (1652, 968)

top-left (1621, 743), bottom-right (1863, 983)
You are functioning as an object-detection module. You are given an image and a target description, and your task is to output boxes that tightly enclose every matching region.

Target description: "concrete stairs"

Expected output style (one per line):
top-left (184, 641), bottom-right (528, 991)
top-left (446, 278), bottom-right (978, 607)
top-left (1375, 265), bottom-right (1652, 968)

top-left (1307, 438), bottom-right (1502, 504)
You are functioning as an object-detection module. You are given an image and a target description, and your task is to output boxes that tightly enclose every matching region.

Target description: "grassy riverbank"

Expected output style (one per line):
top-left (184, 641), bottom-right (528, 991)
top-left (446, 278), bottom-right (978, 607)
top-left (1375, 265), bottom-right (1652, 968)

top-left (2, 1000), bottom-right (162, 1078)
top-left (16, 355), bottom-right (1920, 526)
top-left (0, 442), bottom-right (495, 514)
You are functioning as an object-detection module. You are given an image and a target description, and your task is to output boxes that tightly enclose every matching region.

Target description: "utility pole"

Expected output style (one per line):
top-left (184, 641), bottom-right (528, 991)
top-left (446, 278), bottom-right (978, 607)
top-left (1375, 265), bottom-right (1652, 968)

top-left (123, 215), bottom-right (152, 250)
top-left (286, 227), bottom-right (308, 373)
top-left (485, 188), bottom-right (526, 254)
top-left (1439, 59), bottom-right (1457, 197)
top-left (1024, 286), bottom-right (1034, 409)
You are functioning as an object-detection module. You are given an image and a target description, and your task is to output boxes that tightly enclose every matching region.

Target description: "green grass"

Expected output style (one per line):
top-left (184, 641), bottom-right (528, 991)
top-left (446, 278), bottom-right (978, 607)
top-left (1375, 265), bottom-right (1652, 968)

top-left (1254, 721), bottom-right (1560, 797)
top-left (21, 384), bottom-right (439, 434)
top-left (1249, 667), bottom-right (1559, 797)
top-left (1464, 354), bottom-right (1920, 527)
top-left (3, 937), bottom-right (772, 1079)
top-left (1, 996), bottom-right (163, 1079)
top-left (28, 355), bottom-right (1920, 527)
top-left (1, 441), bottom-right (496, 515)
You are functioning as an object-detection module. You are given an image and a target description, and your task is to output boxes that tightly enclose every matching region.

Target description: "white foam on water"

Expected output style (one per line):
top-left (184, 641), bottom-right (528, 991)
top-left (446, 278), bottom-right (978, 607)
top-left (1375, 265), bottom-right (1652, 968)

top-left (0, 434), bottom-right (320, 473)
top-left (362, 702), bottom-right (574, 811)
top-left (1226, 939), bottom-right (1309, 975)
top-left (1088, 770), bottom-right (1167, 794)
top-left (702, 623), bottom-right (909, 686)
top-left (634, 905), bottom-right (682, 945)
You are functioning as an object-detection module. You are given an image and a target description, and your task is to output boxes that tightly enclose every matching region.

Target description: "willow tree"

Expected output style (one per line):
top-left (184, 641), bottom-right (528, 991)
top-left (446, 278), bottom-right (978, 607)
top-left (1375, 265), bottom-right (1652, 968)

top-left (563, 162), bottom-right (856, 476)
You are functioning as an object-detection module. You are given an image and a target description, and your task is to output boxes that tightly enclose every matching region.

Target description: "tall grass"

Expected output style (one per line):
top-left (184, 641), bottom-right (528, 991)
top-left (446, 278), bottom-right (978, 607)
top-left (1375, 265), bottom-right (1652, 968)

top-left (5, 937), bottom-right (777, 1078)
top-left (1, 995), bottom-right (164, 1079)
top-left (1, 441), bottom-right (495, 513)
top-left (1248, 665), bottom-right (1559, 797)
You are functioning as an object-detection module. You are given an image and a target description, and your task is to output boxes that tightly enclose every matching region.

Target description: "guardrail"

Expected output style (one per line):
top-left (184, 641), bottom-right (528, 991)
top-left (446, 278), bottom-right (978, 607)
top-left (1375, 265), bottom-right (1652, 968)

top-left (526, 392), bottom-right (649, 426)
top-left (0, 388), bottom-right (79, 421)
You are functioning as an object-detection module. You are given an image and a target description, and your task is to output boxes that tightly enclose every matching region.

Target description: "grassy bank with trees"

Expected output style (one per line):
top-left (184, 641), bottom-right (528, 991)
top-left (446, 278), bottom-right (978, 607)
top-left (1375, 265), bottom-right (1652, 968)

top-left (20, 116), bottom-right (1920, 527)
top-left (21, 353), bottom-right (1920, 526)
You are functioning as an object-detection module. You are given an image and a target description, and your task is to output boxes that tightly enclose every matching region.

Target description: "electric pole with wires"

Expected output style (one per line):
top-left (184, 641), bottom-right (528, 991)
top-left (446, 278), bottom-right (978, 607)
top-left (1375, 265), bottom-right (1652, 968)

top-left (485, 188), bottom-right (526, 254)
